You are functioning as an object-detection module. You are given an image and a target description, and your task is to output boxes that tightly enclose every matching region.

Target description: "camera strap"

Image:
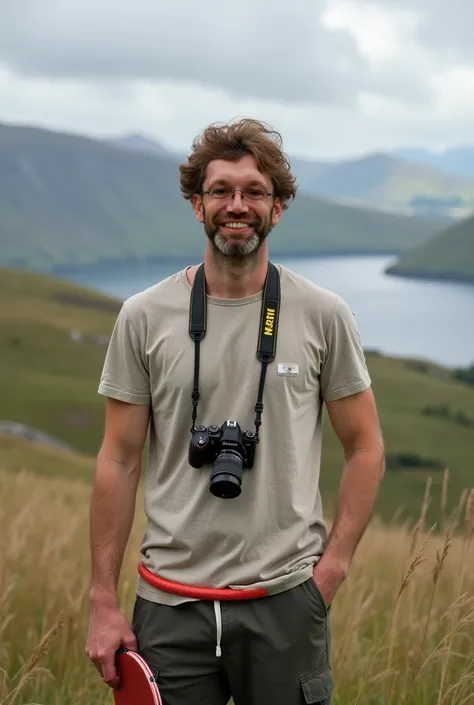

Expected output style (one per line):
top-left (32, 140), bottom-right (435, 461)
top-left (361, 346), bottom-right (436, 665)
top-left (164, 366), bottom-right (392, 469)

top-left (189, 262), bottom-right (281, 440)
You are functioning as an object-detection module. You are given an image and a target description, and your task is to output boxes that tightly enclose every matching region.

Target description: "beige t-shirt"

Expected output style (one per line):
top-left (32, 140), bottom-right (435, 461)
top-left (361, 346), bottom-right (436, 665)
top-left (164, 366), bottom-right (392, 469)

top-left (98, 264), bottom-right (371, 605)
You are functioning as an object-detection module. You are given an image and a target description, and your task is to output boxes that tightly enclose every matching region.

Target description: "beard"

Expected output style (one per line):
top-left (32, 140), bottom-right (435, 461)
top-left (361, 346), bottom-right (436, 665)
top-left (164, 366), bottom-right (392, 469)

top-left (203, 207), bottom-right (273, 261)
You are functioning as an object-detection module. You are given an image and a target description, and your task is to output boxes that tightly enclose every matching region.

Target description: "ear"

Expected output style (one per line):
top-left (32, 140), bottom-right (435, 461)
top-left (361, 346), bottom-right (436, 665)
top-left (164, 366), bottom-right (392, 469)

top-left (192, 194), bottom-right (204, 223)
top-left (271, 198), bottom-right (283, 226)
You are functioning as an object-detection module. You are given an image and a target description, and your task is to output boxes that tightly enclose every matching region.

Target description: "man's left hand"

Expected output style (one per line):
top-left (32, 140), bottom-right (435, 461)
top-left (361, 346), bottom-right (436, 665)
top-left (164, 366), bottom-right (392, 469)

top-left (312, 556), bottom-right (348, 608)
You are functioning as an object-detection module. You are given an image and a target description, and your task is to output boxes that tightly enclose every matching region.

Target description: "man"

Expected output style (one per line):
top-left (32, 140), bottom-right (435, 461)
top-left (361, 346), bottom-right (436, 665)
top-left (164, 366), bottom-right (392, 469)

top-left (86, 118), bottom-right (385, 705)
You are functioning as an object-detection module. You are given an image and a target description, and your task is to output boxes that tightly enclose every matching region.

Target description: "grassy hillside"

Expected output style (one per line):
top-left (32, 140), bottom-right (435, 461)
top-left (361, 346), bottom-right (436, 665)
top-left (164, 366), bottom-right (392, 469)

top-left (0, 122), bottom-right (443, 272)
top-left (1, 266), bottom-right (474, 529)
top-left (0, 433), bottom-right (95, 481)
top-left (291, 152), bottom-right (474, 212)
top-left (386, 213), bottom-right (474, 283)
top-left (2, 467), bottom-right (473, 705)
top-left (0, 266), bottom-right (120, 453)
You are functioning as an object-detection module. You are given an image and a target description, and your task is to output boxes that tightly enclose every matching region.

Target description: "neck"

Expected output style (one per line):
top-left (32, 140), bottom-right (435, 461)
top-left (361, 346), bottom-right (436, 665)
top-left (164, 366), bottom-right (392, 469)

top-left (198, 243), bottom-right (269, 298)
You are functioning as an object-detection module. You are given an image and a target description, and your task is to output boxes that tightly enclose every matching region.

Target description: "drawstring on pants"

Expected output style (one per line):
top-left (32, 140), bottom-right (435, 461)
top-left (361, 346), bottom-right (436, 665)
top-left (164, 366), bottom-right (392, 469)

top-left (136, 562), bottom-right (273, 660)
top-left (213, 600), bottom-right (222, 657)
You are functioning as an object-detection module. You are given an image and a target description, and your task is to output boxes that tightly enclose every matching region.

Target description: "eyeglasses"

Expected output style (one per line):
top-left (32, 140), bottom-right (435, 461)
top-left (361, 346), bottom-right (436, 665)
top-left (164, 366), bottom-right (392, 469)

top-left (201, 187), bottom-right (274, 201)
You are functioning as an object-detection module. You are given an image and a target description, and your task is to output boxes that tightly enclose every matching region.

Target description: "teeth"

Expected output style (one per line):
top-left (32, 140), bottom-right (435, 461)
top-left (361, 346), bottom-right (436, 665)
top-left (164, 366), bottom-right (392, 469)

top-left (223, 222), bottom-right (250, 229)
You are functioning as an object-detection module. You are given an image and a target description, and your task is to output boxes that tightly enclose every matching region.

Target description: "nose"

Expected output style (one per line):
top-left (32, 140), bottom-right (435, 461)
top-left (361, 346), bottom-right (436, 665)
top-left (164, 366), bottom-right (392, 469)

top-left (226, 191), bottom-right (248, 212)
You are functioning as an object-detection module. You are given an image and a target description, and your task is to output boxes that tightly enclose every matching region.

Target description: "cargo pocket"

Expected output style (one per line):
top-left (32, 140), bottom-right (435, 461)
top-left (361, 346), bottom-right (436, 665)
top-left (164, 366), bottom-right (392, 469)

top-left (300, 664), bottom-right (333, 704)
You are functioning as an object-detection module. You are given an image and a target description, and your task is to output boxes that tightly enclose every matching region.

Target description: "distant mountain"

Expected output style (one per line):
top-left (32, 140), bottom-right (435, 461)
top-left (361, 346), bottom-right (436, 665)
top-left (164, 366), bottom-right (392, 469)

top-left (109, 133), bottom-right (173, 157)
top-left (386, 213), bottom-right (474, 283)
top-left (0, 122), bottom-right (443, 273)
top-left (289, 152), bottom-right (474, 218)
top-left (112, 133), bottom-right (473, 220)
top-left (392, 146), bottom-right (474, 180)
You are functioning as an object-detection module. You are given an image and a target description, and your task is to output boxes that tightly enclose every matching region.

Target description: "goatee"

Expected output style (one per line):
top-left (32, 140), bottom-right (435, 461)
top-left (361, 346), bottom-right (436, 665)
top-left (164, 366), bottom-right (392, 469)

top-left (204, 210), bottom-right (272, 262)
top-left (211, 231), bottom-right (262, 259)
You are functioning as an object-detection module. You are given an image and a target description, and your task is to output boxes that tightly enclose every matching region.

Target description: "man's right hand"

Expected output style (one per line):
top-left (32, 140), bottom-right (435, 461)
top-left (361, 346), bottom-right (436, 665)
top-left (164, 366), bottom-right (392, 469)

top-left (85, 602), bottom-right (138, 689)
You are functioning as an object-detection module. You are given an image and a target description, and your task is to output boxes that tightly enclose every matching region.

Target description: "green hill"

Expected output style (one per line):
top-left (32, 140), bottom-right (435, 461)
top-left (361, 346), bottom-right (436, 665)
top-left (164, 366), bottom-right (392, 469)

top-left (0, 122), bottom-right (443, 273)
top-left (1, 266), bottom-right (473, 528)
top-left (0, 433), bottom-right (95, 481)
top-left (386, 213), bottom-right (474, 283)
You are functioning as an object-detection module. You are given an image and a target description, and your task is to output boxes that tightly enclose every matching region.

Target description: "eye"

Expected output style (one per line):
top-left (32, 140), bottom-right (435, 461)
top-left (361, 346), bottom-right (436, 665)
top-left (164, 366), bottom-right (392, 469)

top-left (210, 187), bottom-right (230, 198)
top-left (246, 189), bottom-right (265, 199)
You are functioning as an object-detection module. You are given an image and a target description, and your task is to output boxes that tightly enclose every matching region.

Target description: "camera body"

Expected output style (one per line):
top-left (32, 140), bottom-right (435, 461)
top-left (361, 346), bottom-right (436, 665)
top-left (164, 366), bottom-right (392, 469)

top-left (188, 420), bottom-right (257, 499)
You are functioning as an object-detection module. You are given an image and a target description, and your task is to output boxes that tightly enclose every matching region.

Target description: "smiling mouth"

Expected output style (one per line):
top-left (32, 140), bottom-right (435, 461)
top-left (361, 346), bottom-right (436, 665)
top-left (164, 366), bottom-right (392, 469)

top-left (220, 221), bottom-right (254, 231)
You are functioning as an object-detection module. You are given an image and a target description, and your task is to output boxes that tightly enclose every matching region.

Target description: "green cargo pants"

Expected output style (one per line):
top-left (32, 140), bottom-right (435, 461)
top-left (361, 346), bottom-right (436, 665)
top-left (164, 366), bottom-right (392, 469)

top-left (132, 577), bottom-right (333, 705)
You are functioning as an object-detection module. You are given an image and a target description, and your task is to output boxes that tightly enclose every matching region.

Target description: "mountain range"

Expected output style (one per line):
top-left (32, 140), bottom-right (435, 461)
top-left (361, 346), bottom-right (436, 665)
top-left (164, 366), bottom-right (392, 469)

top-left (1, 121), bottom-right (473, 283)
top-left (392, 146), bottom-right (474, 180)
top-left (112, 134), bottom-right (474, 220)
top-left (0, 122), bottom-right (444, 273)
top-left (109, 132), bottom-right (474, 284)
top-left (290, 152), bottom-right (474, 218)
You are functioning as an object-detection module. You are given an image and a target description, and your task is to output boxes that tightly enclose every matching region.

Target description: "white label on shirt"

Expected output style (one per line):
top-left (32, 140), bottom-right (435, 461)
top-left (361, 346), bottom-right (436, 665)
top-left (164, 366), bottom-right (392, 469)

top-left (277, 363), bottom-right (299, 376)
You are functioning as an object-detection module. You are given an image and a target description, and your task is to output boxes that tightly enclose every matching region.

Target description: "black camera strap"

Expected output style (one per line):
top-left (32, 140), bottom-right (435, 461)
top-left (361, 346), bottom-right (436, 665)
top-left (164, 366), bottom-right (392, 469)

top-left (189, 262), bottom-right (281, 441)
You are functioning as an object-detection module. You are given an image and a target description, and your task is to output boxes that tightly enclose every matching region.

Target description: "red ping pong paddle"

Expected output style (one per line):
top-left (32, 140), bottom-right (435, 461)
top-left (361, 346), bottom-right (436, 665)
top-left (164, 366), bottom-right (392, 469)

top-left (113, 647), bottom-right (163, 705)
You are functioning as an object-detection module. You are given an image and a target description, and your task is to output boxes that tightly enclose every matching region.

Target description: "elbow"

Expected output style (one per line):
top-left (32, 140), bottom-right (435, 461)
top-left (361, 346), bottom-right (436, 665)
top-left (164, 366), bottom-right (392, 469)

top-left (345, 436), bottom-right (385, 477)
top-left (97, 440), bottom-right (143, 478)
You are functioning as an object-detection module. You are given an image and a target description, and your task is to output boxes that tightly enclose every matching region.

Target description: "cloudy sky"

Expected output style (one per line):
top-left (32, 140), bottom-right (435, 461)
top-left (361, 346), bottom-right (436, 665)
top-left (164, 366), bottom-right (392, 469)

top-left (1, 0), bottom-right (473, 159)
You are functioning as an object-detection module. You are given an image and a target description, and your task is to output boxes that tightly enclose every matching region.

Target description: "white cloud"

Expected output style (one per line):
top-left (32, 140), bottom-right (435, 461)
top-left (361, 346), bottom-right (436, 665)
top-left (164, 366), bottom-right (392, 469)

top-left (430, 66), bottom-right (474, 116)
top-left (0, 0), bottom-right (367, 106)
top-left (0, 0), bottom-right (473, 157)
top-left (321, 0), bottom-right (421, 65)
top-left (355, 0), bottom-right (474, 59)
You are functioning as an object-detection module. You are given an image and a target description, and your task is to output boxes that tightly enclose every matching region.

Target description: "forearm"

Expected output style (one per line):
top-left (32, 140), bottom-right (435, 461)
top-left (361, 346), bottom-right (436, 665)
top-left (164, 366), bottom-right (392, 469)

top-left (324, 445), bottom-right (385, 572)
top-left (88, 450), bottom-right (141, 606)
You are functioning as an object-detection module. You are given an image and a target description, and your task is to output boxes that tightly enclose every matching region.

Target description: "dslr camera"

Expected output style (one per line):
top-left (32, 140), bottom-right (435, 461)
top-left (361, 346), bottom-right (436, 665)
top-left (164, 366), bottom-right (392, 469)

top-left (188, 420), bottom-right (257, 499)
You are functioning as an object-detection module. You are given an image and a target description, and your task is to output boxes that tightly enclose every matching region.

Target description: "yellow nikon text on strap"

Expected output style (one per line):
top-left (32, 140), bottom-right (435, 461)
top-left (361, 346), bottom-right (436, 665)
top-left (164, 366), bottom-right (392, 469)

top-left (264, 308), bottom-right (275, 336)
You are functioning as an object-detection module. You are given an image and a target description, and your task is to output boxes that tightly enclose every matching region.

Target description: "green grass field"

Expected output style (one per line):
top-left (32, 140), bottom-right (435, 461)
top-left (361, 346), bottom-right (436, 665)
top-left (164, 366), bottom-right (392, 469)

top-left (1, 266), bottom-right (474, 529)
top-left (0, 266), bottom-right (120, 455)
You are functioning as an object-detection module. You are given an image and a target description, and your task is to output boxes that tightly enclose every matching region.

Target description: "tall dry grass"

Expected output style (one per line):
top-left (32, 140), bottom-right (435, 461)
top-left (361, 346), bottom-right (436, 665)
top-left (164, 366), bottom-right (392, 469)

top-left (1, 467), bottom-right (473, 705)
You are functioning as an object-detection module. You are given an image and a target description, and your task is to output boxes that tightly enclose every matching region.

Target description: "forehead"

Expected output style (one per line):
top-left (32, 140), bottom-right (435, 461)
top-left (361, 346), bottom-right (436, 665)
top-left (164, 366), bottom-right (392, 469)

top-left (204, 154), bottom-right (271, 187)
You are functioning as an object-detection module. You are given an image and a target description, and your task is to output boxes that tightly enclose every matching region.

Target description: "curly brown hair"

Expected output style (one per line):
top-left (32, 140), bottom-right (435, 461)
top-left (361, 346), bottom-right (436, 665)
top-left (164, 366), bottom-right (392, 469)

top-left (179, 118), bottom-right (298, 210)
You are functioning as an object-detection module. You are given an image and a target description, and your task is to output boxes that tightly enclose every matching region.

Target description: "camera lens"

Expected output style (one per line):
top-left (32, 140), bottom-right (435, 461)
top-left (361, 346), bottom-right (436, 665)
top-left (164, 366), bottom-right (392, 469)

top-left (210, 450), bottom-right (243, 499)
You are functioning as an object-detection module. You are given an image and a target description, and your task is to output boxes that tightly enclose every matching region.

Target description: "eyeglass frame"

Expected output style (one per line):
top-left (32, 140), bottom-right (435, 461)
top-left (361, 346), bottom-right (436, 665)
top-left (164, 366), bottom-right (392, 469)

top-left (200, 186), bottom-right (275, 202)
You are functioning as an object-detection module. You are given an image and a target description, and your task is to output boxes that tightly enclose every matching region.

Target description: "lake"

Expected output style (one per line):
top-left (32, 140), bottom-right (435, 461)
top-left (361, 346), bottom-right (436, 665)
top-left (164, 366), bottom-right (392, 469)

top-left (63, 255), bottom-right (474, 369)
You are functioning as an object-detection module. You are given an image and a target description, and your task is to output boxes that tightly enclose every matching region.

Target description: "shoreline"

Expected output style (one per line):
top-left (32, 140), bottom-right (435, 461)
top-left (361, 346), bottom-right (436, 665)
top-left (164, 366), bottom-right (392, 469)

top-left (3, 249), bottom-right (473, 290)
top-left (48, 249), bottom-right (401, 277)
top-left (385, 266), bottom-right (474, 286)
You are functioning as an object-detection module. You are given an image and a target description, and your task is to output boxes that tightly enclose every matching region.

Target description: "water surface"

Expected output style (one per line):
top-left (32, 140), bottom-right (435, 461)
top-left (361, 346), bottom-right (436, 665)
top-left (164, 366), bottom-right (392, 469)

top-left (64, 255), bottom-right (474, 369)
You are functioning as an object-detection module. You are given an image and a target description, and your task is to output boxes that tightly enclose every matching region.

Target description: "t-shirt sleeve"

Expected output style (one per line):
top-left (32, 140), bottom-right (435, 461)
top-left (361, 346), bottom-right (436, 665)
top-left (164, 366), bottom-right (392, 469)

top-left (97, 302), bottom-right (151, 405)
top-left (320, 295), bottom-right (371, 402)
